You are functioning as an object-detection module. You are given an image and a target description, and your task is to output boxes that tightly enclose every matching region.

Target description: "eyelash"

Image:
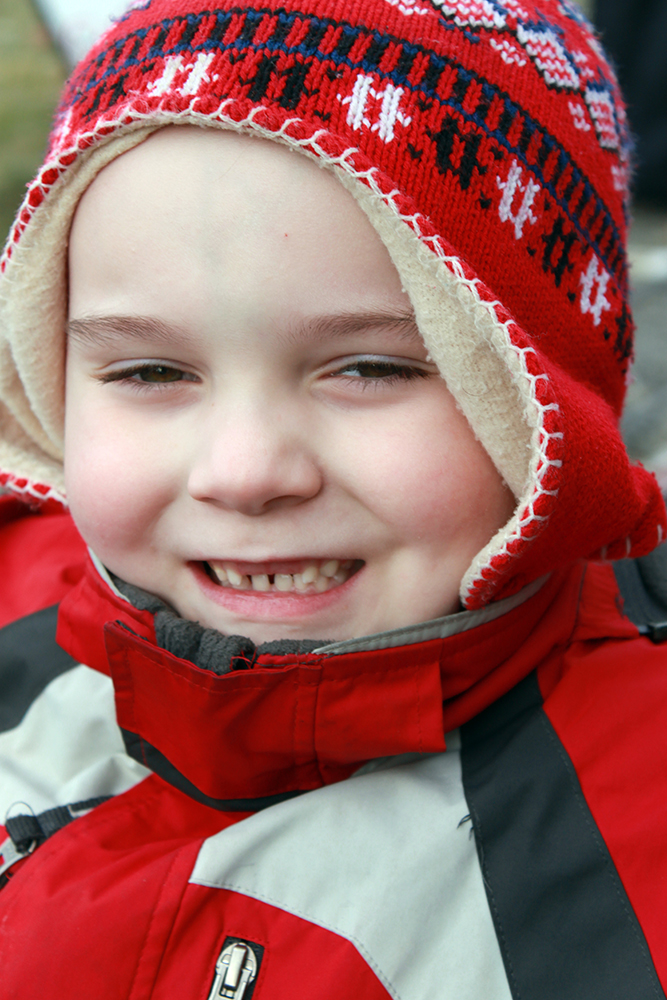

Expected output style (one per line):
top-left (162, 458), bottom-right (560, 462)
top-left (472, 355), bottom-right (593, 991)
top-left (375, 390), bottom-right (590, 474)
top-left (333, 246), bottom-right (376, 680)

top-left (97, 358), bottom-right (433, 391)
top-left (332, 358), bottom-right (432, 386)
top-left (98, 364), bottom-right (198, 388)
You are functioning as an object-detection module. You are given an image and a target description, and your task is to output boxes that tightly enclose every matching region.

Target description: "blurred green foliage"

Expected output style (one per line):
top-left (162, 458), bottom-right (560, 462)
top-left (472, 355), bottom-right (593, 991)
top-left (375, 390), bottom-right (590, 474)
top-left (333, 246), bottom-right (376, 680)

top-left (0, 0), bottom-right (66, 246)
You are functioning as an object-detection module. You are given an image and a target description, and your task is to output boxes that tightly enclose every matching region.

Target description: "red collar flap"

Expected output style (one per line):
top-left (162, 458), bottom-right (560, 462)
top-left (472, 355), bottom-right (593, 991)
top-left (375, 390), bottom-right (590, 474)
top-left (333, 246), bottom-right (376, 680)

top-left (106, 620), bottom-right (447, 800)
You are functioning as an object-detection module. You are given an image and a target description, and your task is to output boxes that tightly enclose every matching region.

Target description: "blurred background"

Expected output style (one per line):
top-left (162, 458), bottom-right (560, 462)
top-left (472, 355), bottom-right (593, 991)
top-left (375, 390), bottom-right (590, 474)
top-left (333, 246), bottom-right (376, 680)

top-left (0, 0), bottom-right (665, 488)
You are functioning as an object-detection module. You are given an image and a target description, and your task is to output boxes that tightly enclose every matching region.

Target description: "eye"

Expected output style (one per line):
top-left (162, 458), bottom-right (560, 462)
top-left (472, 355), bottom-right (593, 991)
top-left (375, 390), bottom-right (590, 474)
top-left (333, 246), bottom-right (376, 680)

top-left (332, 357), bottom-right (433, 384)
top-left (98, 363), bottom-right (199, 386)
top-left (130, 365), bottom-right (188, 383)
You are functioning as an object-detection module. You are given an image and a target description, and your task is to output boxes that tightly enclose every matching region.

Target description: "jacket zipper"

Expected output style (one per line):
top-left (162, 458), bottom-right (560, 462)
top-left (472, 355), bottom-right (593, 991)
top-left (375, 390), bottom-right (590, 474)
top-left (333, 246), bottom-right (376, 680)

top-left (207, 939), bottom-right (261, 1000)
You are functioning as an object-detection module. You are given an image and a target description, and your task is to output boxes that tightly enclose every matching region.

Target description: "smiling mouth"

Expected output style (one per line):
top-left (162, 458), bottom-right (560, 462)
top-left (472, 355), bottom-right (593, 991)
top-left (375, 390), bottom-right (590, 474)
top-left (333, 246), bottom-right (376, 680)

top-left (204, 558), bottom-right (361, 595)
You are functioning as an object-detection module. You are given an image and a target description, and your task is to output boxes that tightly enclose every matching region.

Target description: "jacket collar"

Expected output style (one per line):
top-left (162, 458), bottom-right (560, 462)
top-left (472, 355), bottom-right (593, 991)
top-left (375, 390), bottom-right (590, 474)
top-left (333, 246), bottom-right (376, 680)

top-left (57, 555), bottom-right (584, 809)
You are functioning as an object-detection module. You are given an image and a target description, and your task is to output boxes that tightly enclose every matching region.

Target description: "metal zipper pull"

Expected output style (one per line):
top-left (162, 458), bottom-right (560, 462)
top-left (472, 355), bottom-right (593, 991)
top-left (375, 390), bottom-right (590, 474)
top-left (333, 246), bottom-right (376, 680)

top-left (207, 938), bottom-right (263, 1000)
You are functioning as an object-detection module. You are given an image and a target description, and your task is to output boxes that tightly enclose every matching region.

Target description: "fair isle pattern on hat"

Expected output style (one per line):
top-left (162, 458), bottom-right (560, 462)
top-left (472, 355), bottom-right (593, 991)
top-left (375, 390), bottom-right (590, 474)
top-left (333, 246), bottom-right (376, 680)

top-left (9, 0), bottom-right (634, 352)
top-left (0, 0), bottom-right (665, 607)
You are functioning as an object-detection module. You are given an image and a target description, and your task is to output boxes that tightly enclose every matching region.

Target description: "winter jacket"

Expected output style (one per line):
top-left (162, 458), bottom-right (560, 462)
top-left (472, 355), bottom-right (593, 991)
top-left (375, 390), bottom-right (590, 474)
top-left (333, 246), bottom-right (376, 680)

top-left (3, 497), bottom-right (667, 1000)
top-left (2, 2), bottom-right (667, 997)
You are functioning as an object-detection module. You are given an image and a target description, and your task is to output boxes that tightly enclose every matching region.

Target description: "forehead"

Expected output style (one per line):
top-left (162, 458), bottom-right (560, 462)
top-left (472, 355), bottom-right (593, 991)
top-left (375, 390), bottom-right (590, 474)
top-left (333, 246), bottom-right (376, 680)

top-left (67, 126), bottom-right (414, 337)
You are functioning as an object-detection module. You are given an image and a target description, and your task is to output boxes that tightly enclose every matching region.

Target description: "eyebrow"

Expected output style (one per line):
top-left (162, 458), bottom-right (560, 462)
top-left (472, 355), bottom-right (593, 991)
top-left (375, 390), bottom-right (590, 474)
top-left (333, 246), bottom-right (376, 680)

top-left (67, 315), bottom-right (189, 347)
top-left (67, 310), bottom-right (422, 347)
top-left (287, 310), bottom-right (421, 345)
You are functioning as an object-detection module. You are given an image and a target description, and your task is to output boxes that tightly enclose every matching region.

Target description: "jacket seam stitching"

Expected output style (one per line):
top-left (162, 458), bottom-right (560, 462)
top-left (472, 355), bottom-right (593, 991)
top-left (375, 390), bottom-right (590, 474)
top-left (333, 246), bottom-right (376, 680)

top-left (465, 797), bottom-right (522, 999)
top-left (538, 711), bottom-right (662, 997)
top-left (127, 847), bottom-right (185, 1000)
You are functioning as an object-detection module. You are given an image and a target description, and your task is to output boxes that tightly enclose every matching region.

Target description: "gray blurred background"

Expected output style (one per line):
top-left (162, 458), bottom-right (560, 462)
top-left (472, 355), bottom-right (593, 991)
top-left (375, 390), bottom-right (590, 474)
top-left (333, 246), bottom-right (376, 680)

top-left (1, 0), bottom-right (665, 490)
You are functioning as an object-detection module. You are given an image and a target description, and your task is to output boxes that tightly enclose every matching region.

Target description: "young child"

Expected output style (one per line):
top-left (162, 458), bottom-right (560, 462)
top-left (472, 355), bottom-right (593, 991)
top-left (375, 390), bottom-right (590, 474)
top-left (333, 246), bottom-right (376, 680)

top-left (1, 0), bottom-right (666, 997)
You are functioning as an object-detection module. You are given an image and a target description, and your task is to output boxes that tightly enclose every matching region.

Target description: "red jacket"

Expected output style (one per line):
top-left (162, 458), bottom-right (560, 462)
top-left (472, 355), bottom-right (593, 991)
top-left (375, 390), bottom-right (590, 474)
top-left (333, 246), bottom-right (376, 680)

top-left (1, 499), bottom-right (667, 999)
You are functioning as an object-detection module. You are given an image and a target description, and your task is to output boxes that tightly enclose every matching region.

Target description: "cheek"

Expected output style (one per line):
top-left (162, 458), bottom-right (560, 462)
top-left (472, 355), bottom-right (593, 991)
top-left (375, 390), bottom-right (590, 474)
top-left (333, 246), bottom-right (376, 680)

top-left (64, 398), bottom-right (173, 553)
top-left (331, 395), bottom-right (514, 546)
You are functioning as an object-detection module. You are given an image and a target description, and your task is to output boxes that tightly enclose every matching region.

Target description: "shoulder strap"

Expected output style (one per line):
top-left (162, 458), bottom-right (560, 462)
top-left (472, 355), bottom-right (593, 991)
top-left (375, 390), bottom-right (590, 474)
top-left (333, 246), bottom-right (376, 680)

top-left (613, 542), bottom-right (667, 643)
top-left (1, 797), bottom-right (111, 886)
top-left (4, 797), bottom-right (112, 853)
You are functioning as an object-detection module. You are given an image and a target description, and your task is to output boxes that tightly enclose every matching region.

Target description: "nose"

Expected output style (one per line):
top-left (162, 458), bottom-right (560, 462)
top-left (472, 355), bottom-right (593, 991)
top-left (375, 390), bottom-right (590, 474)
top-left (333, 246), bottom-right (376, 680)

top-left (186, 400), bottom-right (323, 516)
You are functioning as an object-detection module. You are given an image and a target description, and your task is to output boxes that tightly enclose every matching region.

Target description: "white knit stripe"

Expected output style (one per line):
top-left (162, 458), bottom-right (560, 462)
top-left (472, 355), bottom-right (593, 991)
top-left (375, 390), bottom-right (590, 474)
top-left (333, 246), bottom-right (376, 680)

top-left (190, 749), bottom-right (512, 1000)
top-left (0, 663), bottom-right (149, 820)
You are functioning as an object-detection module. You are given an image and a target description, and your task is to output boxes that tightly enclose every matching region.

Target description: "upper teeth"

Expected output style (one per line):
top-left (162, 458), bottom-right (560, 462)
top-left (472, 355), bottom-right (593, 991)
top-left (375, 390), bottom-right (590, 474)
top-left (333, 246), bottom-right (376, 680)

top-left (208, 559), bottom-right (354, 593)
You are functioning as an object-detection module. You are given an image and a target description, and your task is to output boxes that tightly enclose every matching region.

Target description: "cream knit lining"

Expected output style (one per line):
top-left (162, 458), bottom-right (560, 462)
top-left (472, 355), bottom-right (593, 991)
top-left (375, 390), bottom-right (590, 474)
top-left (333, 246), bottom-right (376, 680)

top-left (0, 127), bottom-right (161, 497)
top-left (0, 118), bottom-right (540, 603)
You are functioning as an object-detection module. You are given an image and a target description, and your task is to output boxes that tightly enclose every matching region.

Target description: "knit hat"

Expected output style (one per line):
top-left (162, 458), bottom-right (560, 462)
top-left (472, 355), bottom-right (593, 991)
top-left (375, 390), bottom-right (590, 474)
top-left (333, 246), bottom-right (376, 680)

top-left (0, 0), bottom-right (664, 608)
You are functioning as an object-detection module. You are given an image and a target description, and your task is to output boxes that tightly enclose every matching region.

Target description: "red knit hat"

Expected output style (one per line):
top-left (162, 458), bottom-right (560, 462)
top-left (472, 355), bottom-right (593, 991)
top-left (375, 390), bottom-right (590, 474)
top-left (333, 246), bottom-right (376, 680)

top-left (0, 0), bottom-right (664, 607)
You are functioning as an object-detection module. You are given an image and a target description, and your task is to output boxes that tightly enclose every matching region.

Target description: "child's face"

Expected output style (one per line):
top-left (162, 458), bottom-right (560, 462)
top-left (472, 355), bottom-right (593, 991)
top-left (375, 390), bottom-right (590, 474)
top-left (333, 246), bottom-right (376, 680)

top-left (65, 128), bottom-right (514, 643)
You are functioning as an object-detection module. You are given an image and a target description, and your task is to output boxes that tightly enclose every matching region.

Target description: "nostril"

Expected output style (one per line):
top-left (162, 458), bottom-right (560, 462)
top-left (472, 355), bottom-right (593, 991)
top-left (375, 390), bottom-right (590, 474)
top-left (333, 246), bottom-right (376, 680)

top-left (187, 438), bottom-right (323, 514)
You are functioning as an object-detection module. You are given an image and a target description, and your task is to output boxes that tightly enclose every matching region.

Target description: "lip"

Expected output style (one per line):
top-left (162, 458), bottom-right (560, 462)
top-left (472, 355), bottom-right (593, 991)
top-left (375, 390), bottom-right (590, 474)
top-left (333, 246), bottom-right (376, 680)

top-left (189, 560), bottom-right (363, 620)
